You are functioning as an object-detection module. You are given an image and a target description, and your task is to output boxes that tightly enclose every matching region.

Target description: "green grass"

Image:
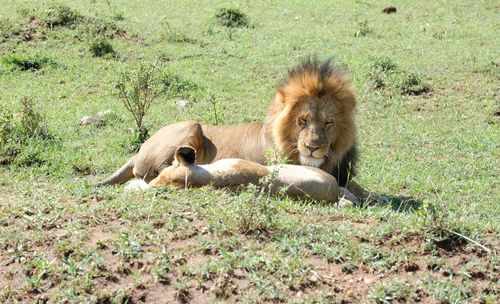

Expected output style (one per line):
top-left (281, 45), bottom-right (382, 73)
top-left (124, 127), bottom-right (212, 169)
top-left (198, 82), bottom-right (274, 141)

top-left (0, 0), bottom-right (498, 302)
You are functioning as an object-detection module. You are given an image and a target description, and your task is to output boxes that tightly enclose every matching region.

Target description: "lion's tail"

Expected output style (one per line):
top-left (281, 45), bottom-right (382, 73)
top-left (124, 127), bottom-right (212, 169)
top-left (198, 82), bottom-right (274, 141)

top-left (96, 157), bottom-right (135, 186)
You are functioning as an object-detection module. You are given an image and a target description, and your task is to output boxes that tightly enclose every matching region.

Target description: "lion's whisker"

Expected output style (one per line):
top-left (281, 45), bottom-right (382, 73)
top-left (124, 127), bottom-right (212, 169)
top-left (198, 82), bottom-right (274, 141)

top-left (326, 151), bottom-right (339, 163)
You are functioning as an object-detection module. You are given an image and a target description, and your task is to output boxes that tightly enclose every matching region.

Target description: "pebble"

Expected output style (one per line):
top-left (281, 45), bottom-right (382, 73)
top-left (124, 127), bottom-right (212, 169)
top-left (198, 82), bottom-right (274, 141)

top-left (177, 99), bottom-right (190, 109)
top-left (80, 116), bottom-right (105, 126)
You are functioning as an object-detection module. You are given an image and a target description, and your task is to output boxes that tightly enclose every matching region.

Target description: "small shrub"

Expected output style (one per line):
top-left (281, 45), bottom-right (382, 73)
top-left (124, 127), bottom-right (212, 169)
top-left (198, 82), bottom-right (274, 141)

top-left (19, 96), bottom-right (50, 139)
top-left (207, 94), bottom-right (223, 125)
top-left (116, 62), bottom-right (163, 146)
top-left (161, 72), bottom-right (198, 97)
top-left (40, 4), bottom-right (83, 29)
top-left (214, 8), bottom-right (250, 28)
top-left (368, 56), bottom-right (429, 95)
top-left (15, 4), bottom-right (124, 42)
top-left (76, 17), bottom-right (125, 39)
top-left (422, 276), bottom-right (472, 303)
top-left (3, 53), bottom-right (56, 71)
top-left (88, 37), bottom-right (115, 57)
top-left (397, 72), bottom-right (429, 95)
top-left (370, 56), bottom-right (398, 73)
top-left (354, 19), bottom-right (372, 37)
top-left (368, 280), bottom-right (416, 303)
top-left (213, 8), bottom-right (250, 40)
top-left (236, 190), bottom-right (278, 235)
top-left (113, 233), bottom-right (142, 261)
top-left (0, 19), bottom-right (22, 42)
top-left (159, 20), bottom-right (194, 43)
top-left (368, 56), bottom-right (398, 89)
top-left (0, 96), bottom-right (54, 166)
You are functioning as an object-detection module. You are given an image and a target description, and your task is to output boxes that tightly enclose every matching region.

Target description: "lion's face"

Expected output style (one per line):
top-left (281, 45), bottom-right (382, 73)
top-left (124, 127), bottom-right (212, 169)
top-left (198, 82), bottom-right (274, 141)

top-left (265, 60), bottom-right (357, 169)
top-left (293, 96), bottom-right (338, 167)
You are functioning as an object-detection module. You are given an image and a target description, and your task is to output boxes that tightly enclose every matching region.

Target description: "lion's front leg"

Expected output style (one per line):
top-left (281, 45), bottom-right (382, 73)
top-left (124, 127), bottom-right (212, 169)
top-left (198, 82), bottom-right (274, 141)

top-left (345, 180), bottom-right (389, 206)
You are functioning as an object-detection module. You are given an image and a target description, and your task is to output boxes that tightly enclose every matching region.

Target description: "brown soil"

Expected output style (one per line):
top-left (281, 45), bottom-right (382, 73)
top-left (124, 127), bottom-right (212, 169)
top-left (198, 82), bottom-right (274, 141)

top-left (0, 190), bottom-right (497, 303)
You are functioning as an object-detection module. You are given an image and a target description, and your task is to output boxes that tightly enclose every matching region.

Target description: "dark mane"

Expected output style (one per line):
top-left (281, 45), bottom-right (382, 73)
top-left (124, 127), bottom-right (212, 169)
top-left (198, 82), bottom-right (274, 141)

top-left (285, 57), bottom-right (346, 84)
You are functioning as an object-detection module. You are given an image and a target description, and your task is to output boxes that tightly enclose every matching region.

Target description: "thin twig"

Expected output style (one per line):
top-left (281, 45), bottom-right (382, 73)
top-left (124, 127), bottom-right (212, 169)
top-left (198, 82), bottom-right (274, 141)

top-left (445, 228), bottom-right (491, 254)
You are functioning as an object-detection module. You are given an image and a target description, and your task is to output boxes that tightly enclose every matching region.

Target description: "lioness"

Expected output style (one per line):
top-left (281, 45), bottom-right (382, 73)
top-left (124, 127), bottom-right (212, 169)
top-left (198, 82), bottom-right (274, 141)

top-left (99, 58), bottom-right (385, 204)
top-left (145, 145), bottom-right (352, 203)
top-left (125, 146), bottom-right (358, 205)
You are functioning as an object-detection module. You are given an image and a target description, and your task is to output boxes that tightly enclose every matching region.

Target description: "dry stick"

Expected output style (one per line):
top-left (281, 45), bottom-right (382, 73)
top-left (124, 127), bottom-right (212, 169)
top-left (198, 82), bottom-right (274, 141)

top-left (444, 228), bottom-right (492, 254)
top-left (429, 180), bottom-right (492, 254)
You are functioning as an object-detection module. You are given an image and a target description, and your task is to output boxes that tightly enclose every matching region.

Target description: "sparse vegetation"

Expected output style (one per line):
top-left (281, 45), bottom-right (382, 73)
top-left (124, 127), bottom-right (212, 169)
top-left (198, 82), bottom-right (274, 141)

top-left (0, 1), bottom-right (497, 303)
top-left (116, 63), bottom-right (162, 129)
top-left (159, 19), bottom-right (194, 43)
top-left (368, 56), bottom-right (429, 95)
top-left (88, 37), bottom-right (115, 57)
top-left (0, 96), bottom-right (55, 166)
top-left (368, 280), bottom-right (417, 303)
top-left (161, 71), bottom-right (198, 97)
top-left (2, 53), bottom-right (56, 71)
top-left (354, 19), bottom-right (372, 37)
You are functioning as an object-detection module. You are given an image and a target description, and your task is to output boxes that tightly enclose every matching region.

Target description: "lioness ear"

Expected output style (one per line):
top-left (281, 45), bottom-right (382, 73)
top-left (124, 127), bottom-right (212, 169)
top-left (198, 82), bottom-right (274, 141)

top-left (175, 146), bottom-right (196, 166)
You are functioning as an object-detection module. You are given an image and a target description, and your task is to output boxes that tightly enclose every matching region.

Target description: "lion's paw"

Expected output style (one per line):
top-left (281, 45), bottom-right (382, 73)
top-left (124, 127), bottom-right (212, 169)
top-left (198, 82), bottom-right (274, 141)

top-left (338, 197), bottom-right (355, 208)
top-left (366, 193), bottom-right (390, 206)
top-left (339, 187), bottom-right (360, 207)
top-left (124, 178), bottom-right (150, 191)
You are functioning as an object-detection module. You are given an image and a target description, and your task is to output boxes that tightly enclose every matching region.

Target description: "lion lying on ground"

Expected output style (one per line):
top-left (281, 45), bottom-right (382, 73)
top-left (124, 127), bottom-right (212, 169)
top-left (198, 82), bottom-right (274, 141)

top-left (98, 58), bottom-right (386, 204)
top-left (126, 146), bottom-right (359, 206)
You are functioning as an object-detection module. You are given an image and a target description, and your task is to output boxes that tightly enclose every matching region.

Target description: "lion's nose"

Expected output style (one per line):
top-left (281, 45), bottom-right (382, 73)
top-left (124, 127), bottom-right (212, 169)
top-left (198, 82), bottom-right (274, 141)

top-left (305, 143), bottom-right (319, 153)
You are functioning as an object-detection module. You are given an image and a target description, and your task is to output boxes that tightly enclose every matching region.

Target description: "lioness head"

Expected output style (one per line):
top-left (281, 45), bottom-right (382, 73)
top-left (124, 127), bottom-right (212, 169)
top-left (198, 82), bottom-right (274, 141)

top-left (264, 58), bottom-right (357, 168)
top-left (151, 146), bottom-right (196, 188)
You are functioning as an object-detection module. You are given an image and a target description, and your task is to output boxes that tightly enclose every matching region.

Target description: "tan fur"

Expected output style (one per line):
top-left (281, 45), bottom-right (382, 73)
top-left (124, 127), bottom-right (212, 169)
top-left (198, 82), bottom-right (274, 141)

top-left (150, 146), bottom-right (340, 203)
top-left (98, 60), bottom-right (384, 204)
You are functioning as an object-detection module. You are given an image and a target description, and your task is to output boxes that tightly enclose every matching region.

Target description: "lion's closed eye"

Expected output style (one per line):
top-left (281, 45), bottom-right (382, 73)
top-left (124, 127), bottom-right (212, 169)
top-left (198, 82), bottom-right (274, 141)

top-left (298, 117), bottom-right (307, 127)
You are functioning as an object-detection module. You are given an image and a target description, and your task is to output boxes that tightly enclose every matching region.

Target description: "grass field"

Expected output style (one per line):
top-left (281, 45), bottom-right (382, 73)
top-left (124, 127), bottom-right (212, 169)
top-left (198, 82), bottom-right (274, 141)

top-left (0, 0), bottom-right (498, 303)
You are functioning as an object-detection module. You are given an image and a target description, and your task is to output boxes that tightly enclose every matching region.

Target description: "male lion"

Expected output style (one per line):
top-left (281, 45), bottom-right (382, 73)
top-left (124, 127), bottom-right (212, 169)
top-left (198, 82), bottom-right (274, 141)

top-left (98, 58), bottom-right (385, 204)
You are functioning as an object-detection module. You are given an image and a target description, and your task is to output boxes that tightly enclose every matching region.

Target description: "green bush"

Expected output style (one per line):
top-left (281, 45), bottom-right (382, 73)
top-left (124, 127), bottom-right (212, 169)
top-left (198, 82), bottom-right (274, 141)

top-left (0, 97), bottom-right (54, 166)
top-left (0, 18), bottom-right (22, 42)
top-left (88, 37), bottom-right (115, 57)
top-left (3, 53), bottom-right (56, 71)
top-left (161, 72), bottom-right (198, 97)
top-left (40, 4), bottom-right (83, 28)
top-left (214, 8), bottom-right (250, 28)
top-left (368, 56), bottom-right (429, 95)
top-left (397, 71), bottom-right (429, 95)
top-left (14, 4), bottom-right (124, 42)
top-left (76, 17), bottom-right (125, 39)
top-left (116, 62), bottom-right (163, 148)
top-left (354, 19), bottom-right (372, 37)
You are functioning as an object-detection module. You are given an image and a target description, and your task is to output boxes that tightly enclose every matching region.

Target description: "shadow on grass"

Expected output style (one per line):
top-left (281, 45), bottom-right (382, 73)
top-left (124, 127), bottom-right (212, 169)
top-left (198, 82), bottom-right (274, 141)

top-left (386, 195), bottom-right (423, 213)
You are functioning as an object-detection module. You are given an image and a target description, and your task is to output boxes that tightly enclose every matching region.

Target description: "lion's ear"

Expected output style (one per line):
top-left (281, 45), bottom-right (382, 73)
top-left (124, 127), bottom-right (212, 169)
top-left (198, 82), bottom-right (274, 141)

top-left (274, 89), bottom-right (286, 105)
top-left (175, 146), bottom-right (196, 166)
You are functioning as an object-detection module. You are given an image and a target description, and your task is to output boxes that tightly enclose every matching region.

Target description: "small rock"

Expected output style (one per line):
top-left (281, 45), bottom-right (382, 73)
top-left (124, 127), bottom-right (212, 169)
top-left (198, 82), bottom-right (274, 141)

top-left (177, 99), bottom-right (190, 109)
top-left (97, 109), bottom-right (115, 117)
top-left (80, 116), bottom-right (105, 126)
top-left (382, 6), bottom-right (397, 14)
